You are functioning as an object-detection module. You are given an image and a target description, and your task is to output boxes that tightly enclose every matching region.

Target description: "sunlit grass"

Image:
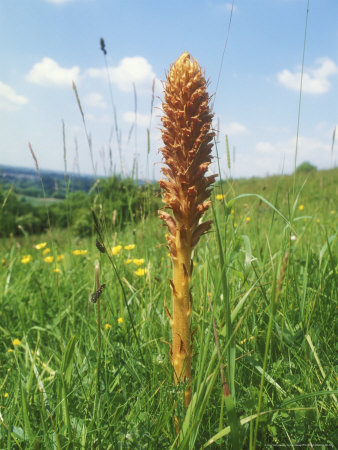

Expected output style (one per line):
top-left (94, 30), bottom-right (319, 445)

top-left (0, 169), bottom-right (337, 447)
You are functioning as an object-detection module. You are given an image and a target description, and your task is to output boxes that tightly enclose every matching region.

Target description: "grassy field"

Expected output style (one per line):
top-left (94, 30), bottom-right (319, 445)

top-left (0, 168), bottom-right (337, 448)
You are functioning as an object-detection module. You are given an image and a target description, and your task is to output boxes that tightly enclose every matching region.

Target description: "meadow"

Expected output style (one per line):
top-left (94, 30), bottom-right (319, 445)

top-left (0, 166), bottom-right (337, 448)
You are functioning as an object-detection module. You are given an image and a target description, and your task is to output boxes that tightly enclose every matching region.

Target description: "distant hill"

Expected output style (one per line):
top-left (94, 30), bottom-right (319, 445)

top-left (0, 164), bottom-right (96, 199)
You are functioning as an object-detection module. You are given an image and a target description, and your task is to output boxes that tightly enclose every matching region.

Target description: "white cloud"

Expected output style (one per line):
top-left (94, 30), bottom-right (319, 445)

top-left (224, 2), bottom-right (238, 12)
top-left (255, 141), bottom-right (276, 154)
top-left (0, 81), bottom-right (28, 110)
top-left (255, 135), bottom-right (331, 170)
top-left (84, 112), bottom-right (111, 124)
top-left (278, 57), bottom-right (338, 94)
top-left (224, 121), bottom-right (248, 136)
top-left (123, 111), bottom-right (151, 128)
top-left (26, 57), bottom-right (80, 87)
top-left (86, 56), bottom-right (157, 93)
top-left (84, 92), bottom-right (107, 109)
top-left (211, 2), bottom-right (238, 14)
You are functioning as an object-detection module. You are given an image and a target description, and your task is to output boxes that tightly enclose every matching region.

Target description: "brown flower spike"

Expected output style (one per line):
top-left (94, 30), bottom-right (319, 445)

top-left (159, 52), bottom-right (217, 407)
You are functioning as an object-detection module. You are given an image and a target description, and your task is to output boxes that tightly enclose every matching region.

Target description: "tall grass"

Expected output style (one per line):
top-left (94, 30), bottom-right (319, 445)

top-left (0, 166), bottom-right (337, 447)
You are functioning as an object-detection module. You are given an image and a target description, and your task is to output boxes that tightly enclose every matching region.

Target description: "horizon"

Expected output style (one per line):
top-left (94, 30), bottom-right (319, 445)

top-left (0, 0), bottom-right (337, 180)
top-left (1, 161), bottom-right (336, 185)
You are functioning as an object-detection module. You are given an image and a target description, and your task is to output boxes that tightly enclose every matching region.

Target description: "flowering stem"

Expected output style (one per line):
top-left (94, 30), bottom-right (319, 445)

top-left (159, 52), bottom-right (216, 408)
top-left (95, 260), bottom-right (101, 394)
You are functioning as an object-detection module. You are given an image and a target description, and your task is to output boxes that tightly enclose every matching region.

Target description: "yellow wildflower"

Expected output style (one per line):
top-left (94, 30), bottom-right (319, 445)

top-left (231, 209), bottom-right (235, 215)
top-left (56, 254), bottom-right (65, 261)
top-left (135, 268), bottom-right (147, 276)
top-left (299, 204), bottom-right (304, 211)
top-left (125, 259), bottom-right (132, 265)
top-left (112, 245), bottom-right (122, 255)
top-left (44, 256), bottom-right (54, 263)
top-left (234, 223), bottom-right (238, 228)
top-left (316, 219), bottom-right (320, 223)
top-left (245, 217), bottom-right (251, 222)
top-left (216, 194), bottom-right (225, 200)
top-left (330, 210), bottom-right (335, 215)
top-left (7, 349), bottom-right (13, 353)
top-left (1, 258), bottom-right (6, 265)
top-left (42, 248), bottom-right (50, 255)
top-left (73, 250), bottom-right (88, 256)
top-left (124, 244), bottom-right (135, 251)
top-left (21, 255), bottom-right (32, 264)
top-left (118, 317), bottom-right (123, 324)
top-left (4, 393), bottom-right (8, 398)
top-left (53, 267), bottom-right (61, 273)
top-left (133, 258), bottom-right (145, 266)
top-left (104, 323), bottom-right (112, 330)
top-left (34, 242), bottom-right (47, 250)
top-left (12, 339), bottom-right (21, 347)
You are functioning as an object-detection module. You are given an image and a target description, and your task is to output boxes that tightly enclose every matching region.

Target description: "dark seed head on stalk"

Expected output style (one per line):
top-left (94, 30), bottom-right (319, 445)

top-left (100, 38), bottom-right (107, 55)
top-left (95, 239), bottom-right (106, 254)
top-left (91, 283), bottom-right (106, 303)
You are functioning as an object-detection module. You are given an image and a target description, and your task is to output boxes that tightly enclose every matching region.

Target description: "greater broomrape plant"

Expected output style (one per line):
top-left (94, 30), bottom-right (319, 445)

top-left (159, 52), bottom-right (216, 407)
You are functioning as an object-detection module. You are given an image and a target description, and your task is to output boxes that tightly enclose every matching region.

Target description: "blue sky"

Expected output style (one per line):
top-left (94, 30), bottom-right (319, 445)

top-left (0, 0), bottom-right (337, 179)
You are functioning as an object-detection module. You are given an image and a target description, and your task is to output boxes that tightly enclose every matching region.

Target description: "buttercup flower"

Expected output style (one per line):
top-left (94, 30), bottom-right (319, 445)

top-left (132, 258), bottom-right (145, 266)
top-left (42, 248), bottom-right (50, 255)
top-left (35, 242), bottom-right (47, 250)
top-left (56, 254), bottom-right (65, 261)
top-left (245, 217), bottom-right (251, 222)
top-left (118, 317), bottom-right (123, 324)
top-left (125, 259), bottom-right (132, 265)
top-left (104, 323), bottom-right (112, 330)
top-left (124, 244), bottom-right (135, 251)
top-left (112, 245), bottom-right (122, 255)
top-left (299, 204), bottom-right (304, 211)
top-left (44, 256), bottom-right (54, 263)
top-left (12, 339), bottom-right (21, 347)
top-left (134, 268), bottom-right (147, 277)
top-left (53, 267), bottom-right (61, 273)
top-left (216, 194), bottom-right (225, 200)
top-left (21, 255), bottom-right (32, 264)
top-left (73, 250), bottom-right (88, 256)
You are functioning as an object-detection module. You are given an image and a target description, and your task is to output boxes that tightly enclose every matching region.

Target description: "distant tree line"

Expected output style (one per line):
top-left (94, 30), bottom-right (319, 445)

top-left (0, 176), bottom-right (161, 238)
top-left (0, 165), bottom-right (95, 199)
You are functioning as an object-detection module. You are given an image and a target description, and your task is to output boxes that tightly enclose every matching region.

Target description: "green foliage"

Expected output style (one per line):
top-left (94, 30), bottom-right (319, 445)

top-left (0, 164), bottom-right (95, 199)
top-left (0, 168), bottom-right (337, 447)
top-left (0, 188), bottom-right (48, 237)
top-left (0, 175), bottom-right (161, 238)
top-left (296, 161), bottom-right (317, 173)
